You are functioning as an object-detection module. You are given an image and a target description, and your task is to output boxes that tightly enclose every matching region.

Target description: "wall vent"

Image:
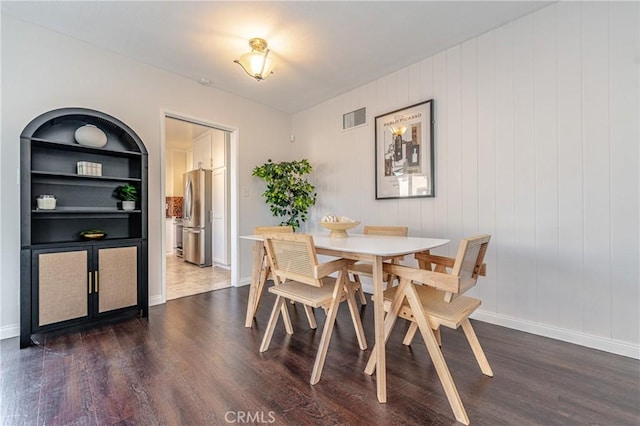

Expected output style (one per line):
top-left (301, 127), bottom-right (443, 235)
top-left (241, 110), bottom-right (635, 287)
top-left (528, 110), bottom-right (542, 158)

top-left (343, 107), bottom-right (366, 130)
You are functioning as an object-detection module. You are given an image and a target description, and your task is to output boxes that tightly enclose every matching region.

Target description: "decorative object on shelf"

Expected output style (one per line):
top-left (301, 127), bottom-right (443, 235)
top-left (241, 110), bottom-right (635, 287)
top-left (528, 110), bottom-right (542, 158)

top-left (35, 194), bottom-right (56, 210)
top-left (74, 124), bottom-right (108, 148)
top-left (320, 214), bottom-right (360, 238)
top-left (80, 229), bottom-right (107, 240)
top-left (375, 99), bottom-right (435, 200)
top-left (114, 183), bottom-right (137, 210)
top-left (234, 37), bottom-right (276, 81)
top-left (252, 159), bottom-right (316, 231)
top-left (77, 161), bottom-right (103, 176)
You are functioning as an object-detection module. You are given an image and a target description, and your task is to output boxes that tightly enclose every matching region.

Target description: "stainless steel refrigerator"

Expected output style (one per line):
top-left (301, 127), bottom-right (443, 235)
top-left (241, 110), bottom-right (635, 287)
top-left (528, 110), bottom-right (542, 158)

top-left (182, 168), bottom-right (213, 267)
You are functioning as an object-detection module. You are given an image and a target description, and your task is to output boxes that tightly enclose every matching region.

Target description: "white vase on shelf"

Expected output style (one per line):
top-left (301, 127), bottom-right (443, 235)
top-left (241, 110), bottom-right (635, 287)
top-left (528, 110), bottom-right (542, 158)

top-left (74, 124), bottom-right (107, 148)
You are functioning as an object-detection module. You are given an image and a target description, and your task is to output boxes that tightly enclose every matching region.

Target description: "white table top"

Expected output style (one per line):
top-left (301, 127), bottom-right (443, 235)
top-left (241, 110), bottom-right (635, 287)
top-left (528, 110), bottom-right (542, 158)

top-left (240, 233), bottom-right (449, 257)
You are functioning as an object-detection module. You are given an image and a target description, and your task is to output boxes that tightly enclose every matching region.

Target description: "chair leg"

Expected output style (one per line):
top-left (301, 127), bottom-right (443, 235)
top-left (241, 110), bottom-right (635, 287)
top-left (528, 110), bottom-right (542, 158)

top-left (404, 284), bottom-right (469, 426)
top-left (260, 296), bottom-right (286, 352)
top-left (403, 322), bottom-right (441, 346)
top-left (345, 280), bottom-right (367, 350)
top-left (303, 305), bottom-right (317, 329)
top-left (352, 274), bottom-right (367, 305)
top-left (310, 277), bottom-right (344, 385)
top-left (282, 302), bottom-right (294, 334)
top-left (460, 319), bottom-right (493, 377)
top-left (364, 277), bottom-right (411, 375)
top-left (403, 322), bottom-right (418, 346)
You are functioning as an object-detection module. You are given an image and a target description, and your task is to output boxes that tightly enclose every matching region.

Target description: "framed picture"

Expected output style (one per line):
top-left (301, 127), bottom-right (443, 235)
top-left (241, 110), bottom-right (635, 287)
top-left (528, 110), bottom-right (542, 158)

top-left (375, 99), bottom-right (435, 199)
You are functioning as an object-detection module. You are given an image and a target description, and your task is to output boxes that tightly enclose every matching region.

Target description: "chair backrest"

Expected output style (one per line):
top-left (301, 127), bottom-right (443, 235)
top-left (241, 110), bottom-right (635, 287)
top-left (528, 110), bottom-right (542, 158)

top-left (263, 233), bottom-right (323, 287)
top-left (254, 225), bottom-right (293, 235)
top-left (451, 234), bottom-right (490, 290)
top-left (412, 234), bottom-right (490, 297)
top-left (363, 225), bottom-right (408, 237)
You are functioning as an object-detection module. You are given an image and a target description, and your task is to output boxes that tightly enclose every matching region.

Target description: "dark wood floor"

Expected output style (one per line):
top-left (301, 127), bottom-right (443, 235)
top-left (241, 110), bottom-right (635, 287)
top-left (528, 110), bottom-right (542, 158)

top-left (2, 286), bottom-right (639, 426)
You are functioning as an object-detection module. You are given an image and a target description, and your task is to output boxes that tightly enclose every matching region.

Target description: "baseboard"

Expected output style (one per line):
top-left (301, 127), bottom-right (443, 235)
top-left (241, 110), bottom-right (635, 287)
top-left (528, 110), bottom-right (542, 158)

top-left (149, 295), bottom-right (165, 306)
top-left (1, 323), bottom-right (20, 340)
top-left (359, 282), bottom-right (639, 359)
top-left (236, 276), bottom-right (251, 287)
top-left (471, 310), bottom-right (640, 360)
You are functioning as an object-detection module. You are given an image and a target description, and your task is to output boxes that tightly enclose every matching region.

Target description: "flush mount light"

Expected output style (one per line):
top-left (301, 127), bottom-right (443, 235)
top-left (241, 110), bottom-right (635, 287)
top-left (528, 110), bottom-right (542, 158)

top-left (234, 38), bottom-right (276, 81)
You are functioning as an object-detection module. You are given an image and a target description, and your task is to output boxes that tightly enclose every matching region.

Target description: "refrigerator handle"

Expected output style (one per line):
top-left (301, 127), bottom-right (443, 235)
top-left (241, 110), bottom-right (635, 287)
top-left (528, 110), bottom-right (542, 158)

top-left (184, 178), bottom-right (192, 221)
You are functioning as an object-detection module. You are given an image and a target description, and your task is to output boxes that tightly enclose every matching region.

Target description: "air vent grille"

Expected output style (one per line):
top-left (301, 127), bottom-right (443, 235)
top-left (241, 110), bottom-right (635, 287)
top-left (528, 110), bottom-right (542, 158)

top-left (343, 107), bottom-right (366, 130)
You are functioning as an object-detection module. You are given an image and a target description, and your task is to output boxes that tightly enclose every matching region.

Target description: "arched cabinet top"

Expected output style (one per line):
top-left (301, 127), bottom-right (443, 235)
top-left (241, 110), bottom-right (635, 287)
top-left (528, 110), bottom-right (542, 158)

top-left (21, 107), bottom-right (147, 154)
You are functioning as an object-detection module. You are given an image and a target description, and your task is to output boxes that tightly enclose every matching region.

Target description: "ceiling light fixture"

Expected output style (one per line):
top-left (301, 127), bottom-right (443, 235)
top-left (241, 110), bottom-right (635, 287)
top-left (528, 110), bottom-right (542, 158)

top-left (234, 38), bottom-right (276, 81)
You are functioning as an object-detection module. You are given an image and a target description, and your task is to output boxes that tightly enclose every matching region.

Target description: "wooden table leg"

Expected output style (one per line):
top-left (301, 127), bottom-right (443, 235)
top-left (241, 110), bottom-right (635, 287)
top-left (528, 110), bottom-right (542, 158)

top-left (372, 255), bottom-right (386, 403)
top-left (245, 241), bottom-right (266, 327)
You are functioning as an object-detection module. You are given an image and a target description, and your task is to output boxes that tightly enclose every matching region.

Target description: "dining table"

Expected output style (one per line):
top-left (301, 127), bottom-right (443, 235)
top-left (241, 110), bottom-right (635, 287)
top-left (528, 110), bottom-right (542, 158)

top-left (240, 232), bottom-right (449, 403)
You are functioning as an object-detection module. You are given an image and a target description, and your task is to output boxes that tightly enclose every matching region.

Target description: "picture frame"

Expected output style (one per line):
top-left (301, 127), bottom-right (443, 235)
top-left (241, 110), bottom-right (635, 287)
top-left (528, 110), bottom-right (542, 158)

top-left (375, 99), bottom-right (435, 200)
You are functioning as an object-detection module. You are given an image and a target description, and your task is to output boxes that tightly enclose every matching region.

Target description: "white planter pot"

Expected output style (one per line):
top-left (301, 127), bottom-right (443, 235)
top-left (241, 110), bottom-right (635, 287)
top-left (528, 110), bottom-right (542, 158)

top-left (121, 200), bottom-right (136, 211)
top-left (74, 124), bottom-right (107, 148)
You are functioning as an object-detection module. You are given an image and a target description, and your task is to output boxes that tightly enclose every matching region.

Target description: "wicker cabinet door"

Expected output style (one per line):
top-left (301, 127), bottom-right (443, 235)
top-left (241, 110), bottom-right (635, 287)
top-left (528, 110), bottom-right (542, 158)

top-left (37, 250), bottom-right (89, 326)
top-left (97, 246), bottom-right (138, 313)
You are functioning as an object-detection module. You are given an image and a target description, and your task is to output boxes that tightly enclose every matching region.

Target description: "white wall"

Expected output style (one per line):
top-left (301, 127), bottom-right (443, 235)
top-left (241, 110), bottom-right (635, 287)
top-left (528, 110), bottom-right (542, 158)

top-left (0, 14), bottom-right (291, 338)
top-left (293, 2), bottom-right (639, 358)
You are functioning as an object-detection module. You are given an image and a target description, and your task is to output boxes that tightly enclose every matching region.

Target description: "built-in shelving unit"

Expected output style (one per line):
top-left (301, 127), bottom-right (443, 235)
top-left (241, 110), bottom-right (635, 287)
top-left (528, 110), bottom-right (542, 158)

top-left (20, 107), bottom-right (148, 348)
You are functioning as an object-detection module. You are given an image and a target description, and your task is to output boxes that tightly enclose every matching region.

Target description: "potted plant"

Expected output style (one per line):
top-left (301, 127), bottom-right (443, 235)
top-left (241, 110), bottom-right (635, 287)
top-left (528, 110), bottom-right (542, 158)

top-left (252, 159), bottom-right (317, 231)
top-left (114, 183), bottom-right (137, 210)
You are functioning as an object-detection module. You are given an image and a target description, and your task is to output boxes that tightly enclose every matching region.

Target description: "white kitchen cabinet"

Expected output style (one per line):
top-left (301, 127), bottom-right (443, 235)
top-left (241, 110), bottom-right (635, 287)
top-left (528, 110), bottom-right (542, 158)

top-left (165, 218), bottom-right (174, 254)
top-left (212, 168), bottom-right (228, 265)
top-left (211, 130), bottom-right (226, 169)
top-left (192, 130), bottom-right (212, 170)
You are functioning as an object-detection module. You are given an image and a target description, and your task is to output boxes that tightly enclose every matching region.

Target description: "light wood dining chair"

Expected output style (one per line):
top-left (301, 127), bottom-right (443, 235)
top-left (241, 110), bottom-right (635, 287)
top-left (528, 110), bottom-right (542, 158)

top-left (260, 233), bottom-right (367, 385)
top-left (245, 226), bottom-right (293, 328)
top-left (348, 225), bottom-right (408, 304)
top-left (402, 234), bottom-right (489, 346)
top-left (364, 234), bottom-right (492, 426)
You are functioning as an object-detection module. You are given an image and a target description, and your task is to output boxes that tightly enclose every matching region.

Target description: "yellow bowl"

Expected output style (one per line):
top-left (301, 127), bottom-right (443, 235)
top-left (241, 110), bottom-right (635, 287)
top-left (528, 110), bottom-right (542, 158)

top-left (319, 221), bottom-right (360, 238)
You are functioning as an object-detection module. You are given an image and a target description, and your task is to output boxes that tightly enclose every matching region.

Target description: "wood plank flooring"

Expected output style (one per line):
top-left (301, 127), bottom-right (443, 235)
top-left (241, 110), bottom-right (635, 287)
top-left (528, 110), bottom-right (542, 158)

top-left (2, 286), bottom-right (639, 425)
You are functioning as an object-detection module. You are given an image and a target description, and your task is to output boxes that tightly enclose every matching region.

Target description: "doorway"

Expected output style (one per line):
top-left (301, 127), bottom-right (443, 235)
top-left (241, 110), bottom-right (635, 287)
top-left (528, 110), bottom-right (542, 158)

top-left (162, 113), bottom-right (236, 301)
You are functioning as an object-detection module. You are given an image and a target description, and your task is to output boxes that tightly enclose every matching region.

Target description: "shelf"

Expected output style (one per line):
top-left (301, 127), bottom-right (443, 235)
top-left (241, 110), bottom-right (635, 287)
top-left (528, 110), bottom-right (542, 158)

top-left (27, 237), bottom-right (143, 250)
top-left (26, 137), bottom-right (142, 157)
top-left (32, 207), bottom-right (141, 217)
top-left (31, 170), bottom-right (141, 182)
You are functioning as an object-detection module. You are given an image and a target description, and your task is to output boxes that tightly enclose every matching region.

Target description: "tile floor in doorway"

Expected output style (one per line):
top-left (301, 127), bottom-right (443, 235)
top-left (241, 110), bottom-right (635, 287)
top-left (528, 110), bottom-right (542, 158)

top-left (166, 253), bottom-right (231, 300)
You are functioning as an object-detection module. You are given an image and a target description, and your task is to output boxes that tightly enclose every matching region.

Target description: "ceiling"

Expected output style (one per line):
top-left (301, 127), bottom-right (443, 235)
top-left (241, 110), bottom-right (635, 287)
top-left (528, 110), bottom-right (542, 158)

top-left (2, 1), bottom-right (551, 114)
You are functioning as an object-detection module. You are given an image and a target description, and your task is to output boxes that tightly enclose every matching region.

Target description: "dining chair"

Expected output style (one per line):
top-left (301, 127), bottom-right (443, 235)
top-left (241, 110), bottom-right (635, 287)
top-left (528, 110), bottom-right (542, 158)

top-left (260, 233), bottom-right (367, 385)
top-left (364, 234), bottom-right (492, 426)
top-left (246, 226), bottom-right (294, 329)
top-left (348, 225), bottom-right (408, 304)
top-left (402, 234), bottom-right (489, 346)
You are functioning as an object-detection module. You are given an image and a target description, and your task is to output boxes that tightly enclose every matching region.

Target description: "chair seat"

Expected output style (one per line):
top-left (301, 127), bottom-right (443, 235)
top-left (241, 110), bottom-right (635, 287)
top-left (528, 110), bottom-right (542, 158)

top-left (383, 285), bottom-right (481, 329)
top-left (268, 277), bottom-right (337, 308)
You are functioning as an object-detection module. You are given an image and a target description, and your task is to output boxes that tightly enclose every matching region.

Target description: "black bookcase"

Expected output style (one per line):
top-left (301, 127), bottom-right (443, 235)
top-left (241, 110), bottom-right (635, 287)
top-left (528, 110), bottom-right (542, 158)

top-left (19, 108), bottom-right (148, 348)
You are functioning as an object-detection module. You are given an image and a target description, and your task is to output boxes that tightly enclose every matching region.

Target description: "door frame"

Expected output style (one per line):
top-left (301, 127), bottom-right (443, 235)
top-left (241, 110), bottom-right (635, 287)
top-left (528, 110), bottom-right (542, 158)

top-left (159, 110), bottom-right (239, 303)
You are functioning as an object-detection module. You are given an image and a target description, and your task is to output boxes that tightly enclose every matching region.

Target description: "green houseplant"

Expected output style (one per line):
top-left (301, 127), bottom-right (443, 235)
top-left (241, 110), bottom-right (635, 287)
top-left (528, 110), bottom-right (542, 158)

top-left (114, 183), bottom-right (137, 210)
top-left (252, 159), bottom-right (317, 231)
